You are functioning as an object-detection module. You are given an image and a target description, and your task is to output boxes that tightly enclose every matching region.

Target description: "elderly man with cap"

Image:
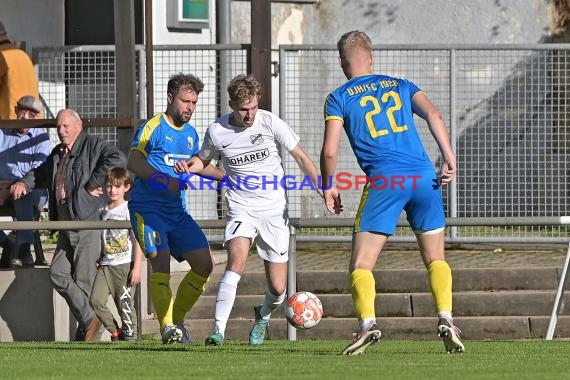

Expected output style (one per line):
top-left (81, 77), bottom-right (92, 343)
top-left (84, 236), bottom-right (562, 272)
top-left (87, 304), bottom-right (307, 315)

top-left (0, 21), bottom-right (40, 120)
top-left (0, 95), bottom-right (51, 268)
top-left (11, 108), bottom-right (125, 341)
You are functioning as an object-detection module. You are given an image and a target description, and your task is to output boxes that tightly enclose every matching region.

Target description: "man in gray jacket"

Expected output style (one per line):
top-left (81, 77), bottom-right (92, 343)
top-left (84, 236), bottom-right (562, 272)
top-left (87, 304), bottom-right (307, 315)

top-left (11, 108), bottom-right (125, 341)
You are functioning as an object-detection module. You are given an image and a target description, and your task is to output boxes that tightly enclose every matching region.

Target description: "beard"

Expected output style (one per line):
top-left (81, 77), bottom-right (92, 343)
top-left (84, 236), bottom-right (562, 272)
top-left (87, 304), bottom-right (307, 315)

top-left (172, 110), bottom-right (191, 125)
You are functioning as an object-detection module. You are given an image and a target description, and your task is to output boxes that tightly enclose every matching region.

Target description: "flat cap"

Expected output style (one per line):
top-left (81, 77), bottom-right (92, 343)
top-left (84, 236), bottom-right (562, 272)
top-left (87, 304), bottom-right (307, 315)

top-left (16, 95), bottom-right (43, 113)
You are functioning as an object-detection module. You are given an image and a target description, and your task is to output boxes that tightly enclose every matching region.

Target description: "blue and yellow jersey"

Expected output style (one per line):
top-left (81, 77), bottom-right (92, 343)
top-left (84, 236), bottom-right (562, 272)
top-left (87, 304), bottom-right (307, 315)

top-left (129, 113), bottom-right (199, 212)
top-left (324, 74), bottom-right (434, 176)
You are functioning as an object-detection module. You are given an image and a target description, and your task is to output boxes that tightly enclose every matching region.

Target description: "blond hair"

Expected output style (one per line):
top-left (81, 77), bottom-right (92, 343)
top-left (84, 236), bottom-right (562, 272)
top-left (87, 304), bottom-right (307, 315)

top-left (337, 30), bottom-right (373, 60)
top-left (227, 74), bottom-right (262, 106)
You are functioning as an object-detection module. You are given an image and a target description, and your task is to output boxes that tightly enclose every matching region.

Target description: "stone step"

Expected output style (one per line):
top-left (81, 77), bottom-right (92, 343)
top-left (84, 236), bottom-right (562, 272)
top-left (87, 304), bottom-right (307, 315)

top-left (142, 315), bottom-right (570, 342)
top-left (145, 267), bottom-right (570, 341)
top-left (182, 291), bottom-right (569, 319)
top-left (296, 268), bottom-right (561, 293)
top-left (173, 268), bottom-right (561, 295)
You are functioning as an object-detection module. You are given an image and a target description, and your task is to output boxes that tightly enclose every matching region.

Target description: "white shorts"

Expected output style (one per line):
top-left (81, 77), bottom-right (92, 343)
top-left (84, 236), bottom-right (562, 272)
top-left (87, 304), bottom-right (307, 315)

top-left (224, 207), bottom-right (290, 263)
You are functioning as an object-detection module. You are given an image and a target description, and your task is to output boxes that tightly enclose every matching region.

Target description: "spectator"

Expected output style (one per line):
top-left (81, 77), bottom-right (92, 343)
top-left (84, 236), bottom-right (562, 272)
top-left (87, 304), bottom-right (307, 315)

top-left (0, 22), bottom-right (39, 120)
top-left (89, 167), bottom-right (143, 342)
top-left (0, 95), bottom-right (50, 268)
top-left (11, 108), bottom-right (125, 341)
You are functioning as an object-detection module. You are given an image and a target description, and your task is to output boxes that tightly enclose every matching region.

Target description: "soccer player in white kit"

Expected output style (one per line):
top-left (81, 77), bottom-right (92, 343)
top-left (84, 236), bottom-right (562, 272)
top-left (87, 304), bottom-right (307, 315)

top-left (175, 74), bottom-right (322, 345)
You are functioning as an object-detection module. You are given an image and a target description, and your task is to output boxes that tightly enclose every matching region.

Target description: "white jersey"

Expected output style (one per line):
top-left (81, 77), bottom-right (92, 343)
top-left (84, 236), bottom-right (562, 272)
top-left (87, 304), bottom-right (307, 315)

top-left (100, 201), bottom-right (133, 266)
top-left (199, 109), bottom-right (300, 212)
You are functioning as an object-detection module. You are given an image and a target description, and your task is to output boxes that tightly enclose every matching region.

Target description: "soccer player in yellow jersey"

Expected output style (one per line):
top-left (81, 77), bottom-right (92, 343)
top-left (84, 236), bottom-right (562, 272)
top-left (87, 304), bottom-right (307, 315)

top-left (321, 31), bottom-right (464, 355)
top-left (128, 73), bottom-right (223, 344)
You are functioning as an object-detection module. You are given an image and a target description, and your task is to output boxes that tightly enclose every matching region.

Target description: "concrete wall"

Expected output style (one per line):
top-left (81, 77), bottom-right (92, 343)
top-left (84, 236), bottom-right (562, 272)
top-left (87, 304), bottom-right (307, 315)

top-left (152, 0), bottom-right (215, 45)
top-left (229, 0), bottom-right (552, 113)
top-left (0, 1), bottom-right (553, 117)
top-left (0, 0), bottom-right (64, 53)
top-left (0, 1), bottom-right (552, 52)
top-left (0, 268), bottom-right (56, 341)
top-left (0, 261), bottom-right (150, 342)
top-left (231, 0), bottom-right (551, 45)
top-left (0, 0), bottom-right (215, 51)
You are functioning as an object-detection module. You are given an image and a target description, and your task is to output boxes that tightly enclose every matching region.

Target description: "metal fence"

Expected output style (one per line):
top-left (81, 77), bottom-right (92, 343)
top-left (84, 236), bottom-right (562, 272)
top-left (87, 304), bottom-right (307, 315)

top-left (32, 44), bottom-right (570, 243)
top-left (33, 46), bottom-right (131, 144)
top-left (152, 45), bottom-right (248, 224)
top-left (33, 44), bottom-right (248, 240)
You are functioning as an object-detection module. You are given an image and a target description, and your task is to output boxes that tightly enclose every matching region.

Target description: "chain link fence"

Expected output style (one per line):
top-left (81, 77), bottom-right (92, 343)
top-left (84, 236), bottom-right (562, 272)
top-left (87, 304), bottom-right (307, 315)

top-left (33, 45), bottom-right (248, 240)
top-left (280, 44), bottom-right (570, 242)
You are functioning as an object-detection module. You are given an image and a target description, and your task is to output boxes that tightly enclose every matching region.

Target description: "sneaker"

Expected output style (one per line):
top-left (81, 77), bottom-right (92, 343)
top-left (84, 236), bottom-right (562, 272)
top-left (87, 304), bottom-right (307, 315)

top-left (111, 329), bottom-right (123, 342)
top-left (121, 330), bottom-right (137, 342)
top-left (249, 305), bottom-right (269, 345)
top-left (74, 326), bottom-right (86, 341)
top-left (437, 318), bottom-right (465, 353)
top-left (0, 258), bottom-right (11, 269)
top-left (161, 324), bottom-right (183, 344)
top-left (10, 244), bottom-right (34, 269)
top-left (341, 322), bottom-right (381, 356)
top-left (205, 332), bottom-right (224, 346)
top-left (0, 239), bottom-right (13, 269)
top-left (10, 258), bottom-right (23, 268)
top-left (177, 323), bottom-right (191, 344)
top-left (34, 256), bottom-right (49, 266)
top-left (18, 244), bottom-right (34, 267)
top-left (34, 248), bottom-right (49, 267)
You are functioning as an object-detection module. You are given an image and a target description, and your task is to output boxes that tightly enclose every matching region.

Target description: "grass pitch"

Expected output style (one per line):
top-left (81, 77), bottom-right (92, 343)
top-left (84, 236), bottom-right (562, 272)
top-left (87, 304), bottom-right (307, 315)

top-left (0, 339), bottom-right (568, 379)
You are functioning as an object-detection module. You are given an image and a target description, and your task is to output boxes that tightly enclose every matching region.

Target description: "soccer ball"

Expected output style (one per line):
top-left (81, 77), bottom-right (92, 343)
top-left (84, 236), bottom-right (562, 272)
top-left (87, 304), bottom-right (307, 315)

top-left (285, 291), bottom-right (323, 329)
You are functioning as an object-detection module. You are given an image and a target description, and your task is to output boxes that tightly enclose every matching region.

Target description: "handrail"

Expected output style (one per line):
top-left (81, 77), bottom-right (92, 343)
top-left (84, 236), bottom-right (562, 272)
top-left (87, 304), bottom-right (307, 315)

top-left (293, 216), bottom-right (570, 228)
top-left (1, 216), bottom-right (569, 231)
top-left (0, 118), bottom-right (143, 129)
top-left (3, 216), bottom-right (568, 341)
top-left (0, 219), bottom-right (223, 230)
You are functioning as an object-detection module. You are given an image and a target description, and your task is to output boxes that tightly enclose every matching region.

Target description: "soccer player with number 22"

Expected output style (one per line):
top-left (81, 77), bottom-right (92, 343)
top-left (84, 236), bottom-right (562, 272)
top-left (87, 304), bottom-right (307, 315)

top-left (321, 30), bottom-right (464, 355)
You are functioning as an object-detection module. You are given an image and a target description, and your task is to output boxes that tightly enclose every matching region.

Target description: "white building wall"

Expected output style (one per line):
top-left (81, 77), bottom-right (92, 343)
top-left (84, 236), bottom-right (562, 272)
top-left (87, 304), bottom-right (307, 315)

top-left (152, 0), bottom-right (216, 45)
top-left (0, 1), bottom-right (553, 53)
top-left (231, 0), bottom-right (552, 45)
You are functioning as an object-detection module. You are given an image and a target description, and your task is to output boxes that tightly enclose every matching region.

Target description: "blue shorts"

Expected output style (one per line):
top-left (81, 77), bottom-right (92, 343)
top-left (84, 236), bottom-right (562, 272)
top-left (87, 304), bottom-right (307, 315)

top-left (354, 170), bottom-right (445, 235)
top-left (129, 207), bottom-right (209, 262)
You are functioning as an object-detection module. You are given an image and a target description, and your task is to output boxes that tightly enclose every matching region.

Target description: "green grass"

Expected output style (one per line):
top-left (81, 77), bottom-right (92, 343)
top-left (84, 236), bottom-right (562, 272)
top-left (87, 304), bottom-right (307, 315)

top-left (1, 340), bottom-right (569, 379)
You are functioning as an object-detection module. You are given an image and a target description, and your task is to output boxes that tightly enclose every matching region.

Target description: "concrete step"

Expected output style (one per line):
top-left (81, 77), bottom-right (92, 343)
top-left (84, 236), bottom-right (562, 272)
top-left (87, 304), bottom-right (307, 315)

top-left (297, 268), bottom-right (561, 293)
top-left (183, 291), bottom-right (569, 319)
top-left (145, 267), bottom-right (569, 341)
top-left (173, 268), bottom-right (562, 296)
top-left (142, 315), bottom-right (570, 342)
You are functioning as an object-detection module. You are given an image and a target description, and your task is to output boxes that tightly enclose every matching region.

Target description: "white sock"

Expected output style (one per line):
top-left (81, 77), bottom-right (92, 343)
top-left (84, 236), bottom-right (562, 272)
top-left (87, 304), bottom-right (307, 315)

top-left (259, 289), bottom-right (286, 320)
top-left (360, 318), bottom-right (376, 332)
top-left (213, 271), bottom-right (241, 337)
top-left (438, 311), bottom-right (453, 321)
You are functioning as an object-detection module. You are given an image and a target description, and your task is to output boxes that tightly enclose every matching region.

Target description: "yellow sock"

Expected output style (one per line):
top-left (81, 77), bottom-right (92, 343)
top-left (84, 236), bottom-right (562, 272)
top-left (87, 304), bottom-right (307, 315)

top-left (150, 272), bottom-right (173, 331)
top-left (350, 269), bottom-right (376, 321)
top-left (172, 271), bottom-right (209, 325)
top-left (427, 260), bottom-right (453, 314)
